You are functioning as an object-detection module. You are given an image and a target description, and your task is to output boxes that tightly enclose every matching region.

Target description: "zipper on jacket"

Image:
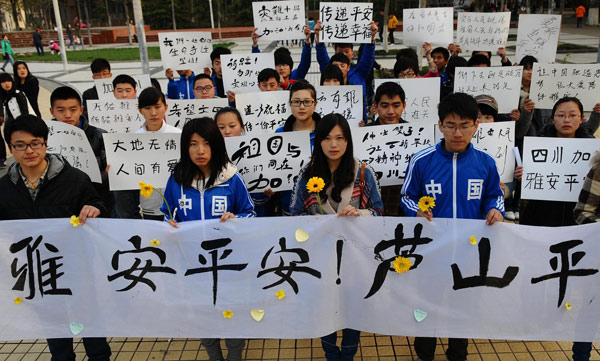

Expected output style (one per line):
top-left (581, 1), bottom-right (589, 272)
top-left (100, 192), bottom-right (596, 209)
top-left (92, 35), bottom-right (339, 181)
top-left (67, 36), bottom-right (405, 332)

top-left (453, 152), bottom-right (457, 219)
top-left (200, 189), bottom-right (205, 220)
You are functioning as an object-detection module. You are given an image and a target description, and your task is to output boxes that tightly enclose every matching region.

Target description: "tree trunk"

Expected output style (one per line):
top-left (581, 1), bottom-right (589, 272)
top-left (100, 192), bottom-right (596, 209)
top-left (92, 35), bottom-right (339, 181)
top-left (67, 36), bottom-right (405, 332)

top-left (171, 0), bottom-right (176, 31)
top-left (11, 0), bottom-right (21, 30)
top-left (84, 0), bottom-right (93, 46)
top-left (105, 0), bottom-right (112, 26)
top-left (383, 0), bottom-right (390, 52)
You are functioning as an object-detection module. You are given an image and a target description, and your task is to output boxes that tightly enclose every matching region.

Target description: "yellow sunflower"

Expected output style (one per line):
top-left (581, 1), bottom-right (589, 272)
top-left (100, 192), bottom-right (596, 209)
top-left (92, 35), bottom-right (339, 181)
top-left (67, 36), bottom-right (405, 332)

top-left (139, 182), bottom-right (154, 198)
top-left (70, 215), bottom-right (81, 227)
top-left (150, 239), bottom-right (161, 247)
top-left (14, 297), bottom-right (22, 305)
top-left (306, 177), bottom-right (325, 193)
top-left (223, 310), bottom-right (234, 319)
top-left (418, 196), bottom-right (436, 212)
top-left (392, 256), bottom-right (412, 274)
top-left (275, 289), bottom-right (286, 300)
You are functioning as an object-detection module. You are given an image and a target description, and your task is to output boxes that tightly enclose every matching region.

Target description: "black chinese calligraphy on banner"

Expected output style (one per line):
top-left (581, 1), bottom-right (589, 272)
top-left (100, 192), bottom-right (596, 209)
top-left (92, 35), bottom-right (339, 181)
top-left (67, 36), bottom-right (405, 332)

top-left (319, 2), bottom-right (374, 43)
top-left (158, 32), bottom-right (212, 73)
top-left (252, 0), bottom-right (305, 41)
top-left (402, 7), bottom-right (453, 46)
top-left (87, 99), bottom-right (144, 133)
top-left (166, 99), bottom-right (228, 129)
top-left (235, 91), bottom-right (291, 134)
top-left (456, 12), bottom-right (511, 51)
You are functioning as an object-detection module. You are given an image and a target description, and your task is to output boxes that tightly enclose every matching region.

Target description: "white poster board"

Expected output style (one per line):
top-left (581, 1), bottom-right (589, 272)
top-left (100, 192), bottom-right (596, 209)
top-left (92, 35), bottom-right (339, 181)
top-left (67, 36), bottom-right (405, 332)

top-left (353, 123), bottom-right (435, 186)
top-left (221, 53), bottom-right (275, 94)
top-left (456, 12), bottom-right (511, 51)
top-left (252, 0), bottom-right (305, 41)
top-left (235, 91), bottom-right (291, 134)
top-left (521, 136), bottom-right (600, 202)
top-left (158, 32), bottom-right (212, 73)
top-left (516, 14), bottom-right (561, 64)
top-left (402, 7), bottom-right (454, 46)
top-left (315, 85), bottom-right (364, 127)
top-left (94, 74), bottom-right (152, 100)
top-left (529, 63), bottom-right (600, 111)
top-left (103, 133), bottom-right (180, 190)
top-left (374, 78), bottom-right (440, 123)
top-left (454, 66), bottom-right (523, 113)
top-left (165, 98), bottom-right (229, 129)
top-left (87, 99), bottom-right (144, 133)
top-left (224, 131), bottom-right (311, 192)
top-left (319, 2), bottom-right (374, 43)
top-left (45, 121), bottom-right (102, 183)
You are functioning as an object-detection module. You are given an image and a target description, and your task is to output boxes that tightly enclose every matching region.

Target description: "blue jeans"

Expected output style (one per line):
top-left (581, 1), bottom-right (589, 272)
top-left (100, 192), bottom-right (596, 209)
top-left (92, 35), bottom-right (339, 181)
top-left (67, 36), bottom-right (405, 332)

top-left (573, 342), bottom-right (592, 361)
top-left (1, 54), bottom-right (14, 69)
top-left (321, 329), bottom-right (360, 361)
top-left (47, 338), bottom-right (111, 361)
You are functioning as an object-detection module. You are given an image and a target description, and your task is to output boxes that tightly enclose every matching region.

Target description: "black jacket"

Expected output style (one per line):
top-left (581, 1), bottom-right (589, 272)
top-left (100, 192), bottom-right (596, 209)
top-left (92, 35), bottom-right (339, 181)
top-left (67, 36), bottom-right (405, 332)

top-left (53, 115), bottom-right (114, 213)
top-left (33, 31), bottom-right (42, 45)
top-left (520, 125), bottom-right (594, 227)
top-left (16, 76), bottom-right (41, 117)
top-left (82, 86), bottom-right (99, 120)
top-left (2, 89), bottom-right (30, 122)
top-left (0, 154), bottom-right (106, 220)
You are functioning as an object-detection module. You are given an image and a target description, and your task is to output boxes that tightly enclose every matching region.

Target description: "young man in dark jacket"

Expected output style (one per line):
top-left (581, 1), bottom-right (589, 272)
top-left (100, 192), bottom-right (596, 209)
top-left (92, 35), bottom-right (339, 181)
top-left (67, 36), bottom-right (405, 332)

top-left (0, 114), bottom-right (111, 361)
top-left (50, 86), bottom-right (114, 215)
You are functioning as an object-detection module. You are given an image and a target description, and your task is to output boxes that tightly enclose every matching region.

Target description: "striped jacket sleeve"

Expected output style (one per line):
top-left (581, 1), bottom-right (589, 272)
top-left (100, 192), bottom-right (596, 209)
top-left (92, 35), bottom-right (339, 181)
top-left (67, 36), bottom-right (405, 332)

top-left (400, 152), bottom-right (424, 217)
top-left (574, 167), bottom-right (600, 224)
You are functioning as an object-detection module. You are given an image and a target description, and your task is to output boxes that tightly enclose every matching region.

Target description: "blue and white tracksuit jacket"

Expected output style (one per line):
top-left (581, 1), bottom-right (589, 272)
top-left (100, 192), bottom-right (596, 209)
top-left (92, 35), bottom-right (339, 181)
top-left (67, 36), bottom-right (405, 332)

top-left (401, 141), bottom-right (505, 219)
top-left (166, 72), bottom-right (195, 100)
top-left (161, 163), bottom-right (255, 221)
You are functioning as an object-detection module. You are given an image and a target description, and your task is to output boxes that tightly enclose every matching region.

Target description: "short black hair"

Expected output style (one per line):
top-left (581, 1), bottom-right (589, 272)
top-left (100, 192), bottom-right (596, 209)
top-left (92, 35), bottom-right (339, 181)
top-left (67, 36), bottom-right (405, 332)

top-left (330, 53), bottom-right (350, 66)
top-left (0, 72), bottom-right (15, 94)
top-left (50, 86), bottom-right (82, 107)
top-left (445, 56), bottom-right (468, 77)
top-left (137, 87), bottom-right (166, 109)
top-left (90, 58), bottom-right (111, 74)
top-left (258, 68), bottom-right (280, 83)
top-left (551, 97), bottom-right (584, 118)
top-left (473, 51), bottom-right (492, 59)
top-left (4, 114), bottom-right (49, 143)
top-left (215, 107), bottom-right (244, 130)
top-left (393, 58), bottom-right (419, 77)
top-left (150, 77), bottom-right (162, 93)
top-left (112, 74), bottom-right (136, 89)
top-left (438, 92), bottom-right (479, 124)
top-left (275, 52), bottom-right (294, 69)
top-left (396, 48), bottom-right (418, 63)
top-left (320, 64), bottom-right (344, 85)
top-left (375, 81), bottom-right (406, 104)
top-left (193, 73), bottom-right (213, 88)
top-left (468, 54), bottom-right (491, 67)
top-left (431, 47), bottom-right (450, 61)
top-left (478, 103), bottom-right (498, 122)
top-left (519, 55), bottom-right (538, 70)
top-left (333, 43), bottom-right (353, 52)
top-left (289, 79), bottom-right (316, 101)
top-left (210, 46), bottom-right (231, 62)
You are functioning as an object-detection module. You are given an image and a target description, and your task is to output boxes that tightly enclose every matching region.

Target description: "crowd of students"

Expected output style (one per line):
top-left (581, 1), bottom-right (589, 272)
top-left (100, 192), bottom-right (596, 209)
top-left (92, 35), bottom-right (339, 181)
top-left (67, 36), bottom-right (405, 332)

top-left (0, 18), bottom-right (600, 361)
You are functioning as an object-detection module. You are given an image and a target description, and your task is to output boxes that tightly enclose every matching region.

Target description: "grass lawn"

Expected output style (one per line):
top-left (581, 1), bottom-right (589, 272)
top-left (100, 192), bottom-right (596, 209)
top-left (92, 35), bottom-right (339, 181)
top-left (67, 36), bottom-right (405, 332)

top-left (16, 42), bottom-right (235, 63)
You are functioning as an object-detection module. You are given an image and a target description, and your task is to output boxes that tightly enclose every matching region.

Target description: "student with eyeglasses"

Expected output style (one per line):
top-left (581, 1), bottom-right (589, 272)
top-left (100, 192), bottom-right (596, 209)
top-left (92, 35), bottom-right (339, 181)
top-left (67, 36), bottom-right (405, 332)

top-left (274, 80), bottom-right (321, 216)
top-left (401, 92), bottom-right (504, 361)
top-left (192, 74), bottom-right (216, 99)
top-left (0, 114), bottom-right (111, 361)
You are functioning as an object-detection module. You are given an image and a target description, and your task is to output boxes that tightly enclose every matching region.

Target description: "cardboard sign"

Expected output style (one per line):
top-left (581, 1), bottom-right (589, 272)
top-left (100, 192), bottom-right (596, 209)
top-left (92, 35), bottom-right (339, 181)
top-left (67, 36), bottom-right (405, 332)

top-left (221, 53), bottom-right (275, 94)
top-left (319, 2), bottom-right (374, 43)
top-left (454, 66), bottom-right (523, 113)
top-left (87, 99), bottom-right (144, 133)
top-left (158, 32), bottom-right (212, 73)
top-left (402, 7), bottom-right (454, 46)
top-left (252, 1), bottom-right (305, 41)
top-left (516, 14), bottom-right (561, 64)
top-left (166, 98), bottom-right (229, 129)
top-left (373, 78), bottom-right (440, 123)
top-left (235, 91), bottom-right (291, 134)
top-left (315, 85), bottom-right (364, 126)
top-left (456, 12), bottom-right (511, 51)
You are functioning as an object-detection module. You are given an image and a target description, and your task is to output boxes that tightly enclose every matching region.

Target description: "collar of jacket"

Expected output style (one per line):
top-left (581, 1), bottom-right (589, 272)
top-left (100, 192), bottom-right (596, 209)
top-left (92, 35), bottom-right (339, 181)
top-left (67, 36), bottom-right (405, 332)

top-left (435, 140), bottom-right (474, 160)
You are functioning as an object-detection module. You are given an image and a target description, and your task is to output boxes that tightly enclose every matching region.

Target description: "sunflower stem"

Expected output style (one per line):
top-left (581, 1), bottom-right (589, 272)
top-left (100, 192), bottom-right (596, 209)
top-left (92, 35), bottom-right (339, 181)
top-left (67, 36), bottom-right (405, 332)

top-left (316, 193), bottom-right (324, 215)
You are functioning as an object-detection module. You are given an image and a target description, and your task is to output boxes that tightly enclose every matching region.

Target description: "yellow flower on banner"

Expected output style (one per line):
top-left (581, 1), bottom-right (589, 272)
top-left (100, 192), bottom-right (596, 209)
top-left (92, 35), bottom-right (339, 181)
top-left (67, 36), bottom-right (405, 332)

top-left (306, 177), bottom-right (325, 193)
top-left (392, 256), bottom-right (412, 274)
top-left (150, 239), bottom-right (161, 247)
top-left (470, 236), bottom-right (477, 245)
top-left (223, 310), bottom-right (234, 319)
top-left (70, 216), bottom-right (81, 227)
top-left (565, 302), bottom-right (572, 311)
top-left (139, 182), bottom-right (154, 198)
top-left (418, 196), bottom-right (435, 212)
top-left (14, 297), bottom-right (22, 305)
top-left (276, 289), bottom-right (286, 300)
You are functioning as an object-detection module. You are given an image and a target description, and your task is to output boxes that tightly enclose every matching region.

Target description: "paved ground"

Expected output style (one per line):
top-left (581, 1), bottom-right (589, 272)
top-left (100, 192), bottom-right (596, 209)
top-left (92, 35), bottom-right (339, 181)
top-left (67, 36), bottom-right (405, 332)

top-left (1, 24), bottom-right (600, 360)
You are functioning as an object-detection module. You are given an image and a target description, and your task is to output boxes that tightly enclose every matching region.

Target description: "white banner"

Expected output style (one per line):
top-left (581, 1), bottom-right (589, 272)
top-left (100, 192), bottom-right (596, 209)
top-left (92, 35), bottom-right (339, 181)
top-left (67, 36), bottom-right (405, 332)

top-left (158, 32), bottom-right (212, 73)
top-left (221, 53), bottom-right (275, 94)
top-left (45, 121), bottom-right (102, 183)
top-left (235, 91), bottom-right (291, 134)
top-left (252, 1), bottom-right (305, 41)
top-left (435, 122), bottom-right (516, 183)
top-left (529, 63), bottom-right (600, 111)
top-left (224, 131), bottom-right (311, 192)
top-left (353, 123), bottom-right (435, 186)
top-left (315, 85), bottom-right (363, 127)
top-left (165, 98), bottom-right (229, 129)
top-left (454, 66), bottom-right (523, 113)
top-left (2, 217), bottom-right (600, 341)
top-left (402, 7), bottom-right (454, 47)
top-left (103, 133), bottom-right (180, 191)
top-left (94, 74), bottom-right (152, 100)
top-left (319, 2), bottom-right (374, 43)
top-left (516, 14), bottom-right (561, 64)
top-left (456, 12), bottom-right (511, 51)
top-left (87, 99), bottom-right (144, 134)
top-left (374, 78), bottom-right (440, 123)
top-left (521, 137), bottom-right (600, 202)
